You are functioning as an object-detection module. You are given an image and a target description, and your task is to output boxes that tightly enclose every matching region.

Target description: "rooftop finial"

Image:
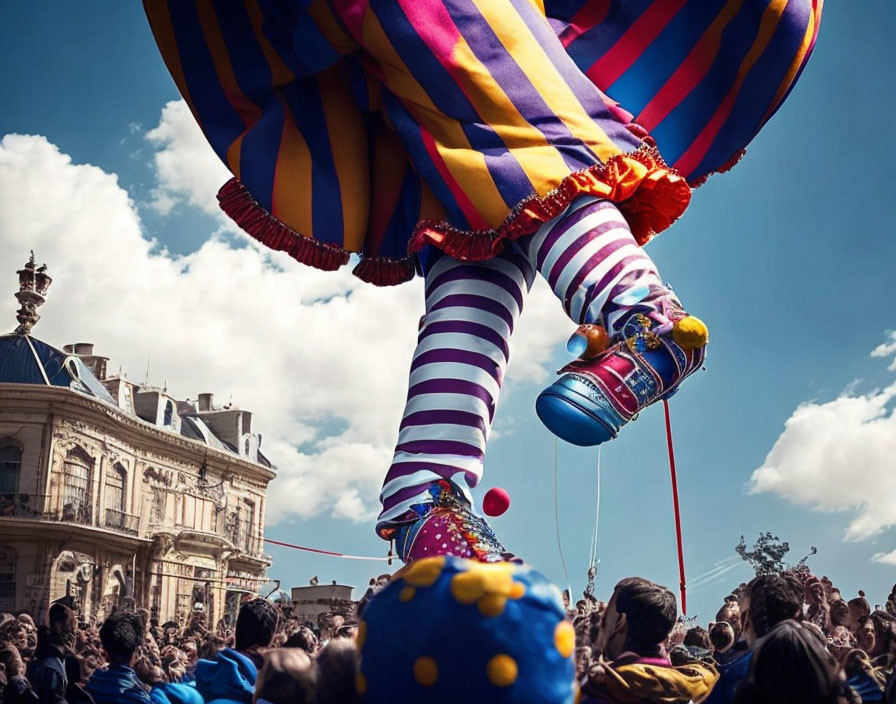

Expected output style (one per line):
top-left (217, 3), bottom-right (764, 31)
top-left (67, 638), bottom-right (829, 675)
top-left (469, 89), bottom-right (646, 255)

top-left (14, 252), bottom-right (52, 335)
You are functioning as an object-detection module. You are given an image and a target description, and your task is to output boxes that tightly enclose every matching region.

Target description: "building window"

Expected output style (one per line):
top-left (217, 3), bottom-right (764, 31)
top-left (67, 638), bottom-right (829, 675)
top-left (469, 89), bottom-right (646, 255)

top-left (0, 445), bottom-right (22, 495)
top-left (63, 448), bottom-right (92, 522)
top-left (164, 401), bottom-right (175, 427)
top-left (0, 546), bottom-right (16, 612)
top-left (105, 464), bottom-right (126, 513)
top-left (243, 500), bottom-right (256, 554)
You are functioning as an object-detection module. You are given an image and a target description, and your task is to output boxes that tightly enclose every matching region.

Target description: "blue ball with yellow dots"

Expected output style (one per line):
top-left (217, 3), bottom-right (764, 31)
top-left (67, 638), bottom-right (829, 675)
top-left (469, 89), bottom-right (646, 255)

top-left (357, 556), bottom-right (577, 704)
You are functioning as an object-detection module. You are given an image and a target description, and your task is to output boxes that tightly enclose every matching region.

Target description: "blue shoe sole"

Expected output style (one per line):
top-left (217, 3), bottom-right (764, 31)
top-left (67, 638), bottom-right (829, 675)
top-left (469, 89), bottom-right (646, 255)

top-left (536, 377), bottom-right (618, 447)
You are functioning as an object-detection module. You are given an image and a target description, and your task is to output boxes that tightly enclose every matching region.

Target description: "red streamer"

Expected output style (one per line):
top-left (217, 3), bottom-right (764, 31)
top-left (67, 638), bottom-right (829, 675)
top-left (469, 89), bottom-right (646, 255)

top-left (662, 399), bottom-right (687, 615)
top-left (264, 538), bottom-right (389, 562)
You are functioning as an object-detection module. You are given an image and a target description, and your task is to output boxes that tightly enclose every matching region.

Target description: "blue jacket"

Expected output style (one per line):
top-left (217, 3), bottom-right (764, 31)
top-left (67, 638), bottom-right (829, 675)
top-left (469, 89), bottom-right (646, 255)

top-left (194, 649), bottom-right (257, 704)
top-left (150, 682), bottom-right (205, 704)
top-left (704, 649), bottom-right (752, 704)
top-left (86, 664), bottom-right (152, 704)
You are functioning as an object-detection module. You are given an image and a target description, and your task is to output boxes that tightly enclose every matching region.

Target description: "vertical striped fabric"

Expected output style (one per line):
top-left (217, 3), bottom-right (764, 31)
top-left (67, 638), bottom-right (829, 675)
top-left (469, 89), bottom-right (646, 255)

top-left (144, 0), bottom-right (821, 286)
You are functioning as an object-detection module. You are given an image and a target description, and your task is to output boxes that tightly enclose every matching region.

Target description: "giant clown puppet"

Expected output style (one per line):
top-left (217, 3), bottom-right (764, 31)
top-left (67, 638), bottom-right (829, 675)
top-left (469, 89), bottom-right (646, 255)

top-left (143, 0), bottom-right (822, 564)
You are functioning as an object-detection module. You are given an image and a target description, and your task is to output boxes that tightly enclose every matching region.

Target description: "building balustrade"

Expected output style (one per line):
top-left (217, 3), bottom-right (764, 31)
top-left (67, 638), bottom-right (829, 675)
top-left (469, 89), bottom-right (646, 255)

top-left (0, 494), bottom-right (139, 537)
top-left (104, 507), bottom-right (139, 535)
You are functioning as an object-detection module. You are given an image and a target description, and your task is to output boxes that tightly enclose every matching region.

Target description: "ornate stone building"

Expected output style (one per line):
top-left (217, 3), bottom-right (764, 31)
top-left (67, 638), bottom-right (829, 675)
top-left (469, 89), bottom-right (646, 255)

top-left (0, 255), bottom-right (276, 625)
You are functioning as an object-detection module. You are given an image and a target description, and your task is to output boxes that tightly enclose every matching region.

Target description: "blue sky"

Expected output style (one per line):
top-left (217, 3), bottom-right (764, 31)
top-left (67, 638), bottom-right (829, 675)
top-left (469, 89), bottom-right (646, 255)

top-left (2, 3), bottom-right (895, 621)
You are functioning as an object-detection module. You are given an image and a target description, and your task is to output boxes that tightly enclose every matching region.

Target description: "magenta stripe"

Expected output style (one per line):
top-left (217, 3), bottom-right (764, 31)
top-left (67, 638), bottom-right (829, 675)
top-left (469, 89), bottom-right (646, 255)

top-left (429, 294), bottom-right (516, 331)
top-left (410, 348), bottom-right (501, 381)
top-left (546, 220), bottom-right (630, 288)
top-left (419, 320), bottom-right (510, 361)
top-left (425, 265), bottom-right (526, 313)
top-left (395, 439), bottom-right (483, 459)
top-left (407, 378), bottom-right (496, 421)
top-left (400, 410), bottom-right (487, 433)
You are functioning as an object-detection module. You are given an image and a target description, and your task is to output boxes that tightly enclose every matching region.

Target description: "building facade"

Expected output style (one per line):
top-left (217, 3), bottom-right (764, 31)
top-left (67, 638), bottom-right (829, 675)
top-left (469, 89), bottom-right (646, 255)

top-left (0, 255), bottom-right (276, 626)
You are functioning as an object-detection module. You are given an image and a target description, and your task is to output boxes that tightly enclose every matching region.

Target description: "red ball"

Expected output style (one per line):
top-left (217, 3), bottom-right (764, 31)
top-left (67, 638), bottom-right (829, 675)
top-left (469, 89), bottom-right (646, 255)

top-left (483, 487), bottom-right (510, 517)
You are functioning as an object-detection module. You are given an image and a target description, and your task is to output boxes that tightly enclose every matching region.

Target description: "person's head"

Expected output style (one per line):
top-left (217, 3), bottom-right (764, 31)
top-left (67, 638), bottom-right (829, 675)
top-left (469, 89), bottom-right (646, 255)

top-left (316, 638), bottom-right (360, 704)
top-left (99, 610), bottom-right (145, 666)
top-left (598, 577), bottom-right (677, 660)
top-left (744, 573), bottom-right (803, 644)
top-left (235, 598), bottom-right (280, 652)
top-left (253, 648), bottom-right (317, 704)
top-left (0, 646), bottom-right (24, 678)
top-left (47, 602), bottom-right (77, 643)
top-left (868, 610), bottom-right (896, 659)
top-left (684, 626), bottom-right (711, 651)
top-left (806, 578), bottom-right (826, 605)
top-left (856, 616), bottom-right (876, 654)
top-left (829, 598), bottom-right (850, 628)
top-left (283, 627), bottom-right (318, 653)
top-left (847, 592), bottom-right (871, 632)
top-left (716, 597), bottom-right (742, 640)
top-left (709, 621), bottom-right (735, 654)
top-left (733, 621), bottom-right (854, 704)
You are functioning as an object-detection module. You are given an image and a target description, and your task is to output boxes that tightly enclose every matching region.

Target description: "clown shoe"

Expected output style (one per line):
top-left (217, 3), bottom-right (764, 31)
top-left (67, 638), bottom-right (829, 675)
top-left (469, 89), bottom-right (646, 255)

top-left (536, 305), bottom-right (708, 446)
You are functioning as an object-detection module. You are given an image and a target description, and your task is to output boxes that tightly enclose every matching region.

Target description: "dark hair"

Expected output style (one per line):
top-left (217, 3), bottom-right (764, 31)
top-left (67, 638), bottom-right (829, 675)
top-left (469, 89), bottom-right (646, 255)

top-left (733, 621), bottom-right (856, 704)
top-left (255, 648), bottom-right (317, 704)
top-left (99, 611), bottom-right (144, 661)
top-left (284, 627), bottom-right (317, 652)
top-left (710, 622), bottom-right (735, 652)
top-left (235, 598), bottom-right (280, 651)
top-left (48, 602), bottom-right (76, 630)
top-left (613, 577), bottom-right (677, 654)
top-left (316, 639), bottom-right (360, 704)
top-left (684, 626), bottom-right (711, 650)
top-left (747, 574), bottom-right (803, 639)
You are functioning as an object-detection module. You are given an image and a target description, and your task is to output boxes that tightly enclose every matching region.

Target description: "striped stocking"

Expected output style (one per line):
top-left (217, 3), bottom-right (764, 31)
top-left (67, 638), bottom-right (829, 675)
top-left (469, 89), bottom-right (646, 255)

top-left (378, 196), bottom-right (673, 532)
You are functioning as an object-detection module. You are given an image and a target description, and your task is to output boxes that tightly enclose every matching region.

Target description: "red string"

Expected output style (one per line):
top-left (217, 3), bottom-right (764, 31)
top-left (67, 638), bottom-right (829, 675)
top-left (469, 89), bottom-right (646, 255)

top-left (264, 538), bottom-right (389, 561)
top-left (662, 399), bottom-right (687, 615)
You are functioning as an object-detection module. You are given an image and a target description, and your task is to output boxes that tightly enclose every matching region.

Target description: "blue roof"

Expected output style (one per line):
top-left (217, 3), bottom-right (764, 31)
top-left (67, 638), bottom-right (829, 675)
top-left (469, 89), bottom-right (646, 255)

top-left (0, 333), bottom-right (116, 403)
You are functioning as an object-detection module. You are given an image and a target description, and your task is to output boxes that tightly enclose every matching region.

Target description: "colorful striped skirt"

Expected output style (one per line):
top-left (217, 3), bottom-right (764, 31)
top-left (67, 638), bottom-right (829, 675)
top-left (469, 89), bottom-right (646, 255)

top-left (144, 0), bottom-right (822, 286)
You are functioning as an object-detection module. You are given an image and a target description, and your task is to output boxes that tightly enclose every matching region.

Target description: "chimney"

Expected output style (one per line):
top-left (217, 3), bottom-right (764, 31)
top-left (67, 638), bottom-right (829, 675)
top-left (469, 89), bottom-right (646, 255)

top-left (198, 393), bottom-right (215, 411)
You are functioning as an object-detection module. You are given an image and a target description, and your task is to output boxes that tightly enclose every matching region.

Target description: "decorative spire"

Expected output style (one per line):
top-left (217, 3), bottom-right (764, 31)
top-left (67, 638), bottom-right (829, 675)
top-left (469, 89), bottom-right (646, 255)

top-left (14, 251), bottom-right (52, 335)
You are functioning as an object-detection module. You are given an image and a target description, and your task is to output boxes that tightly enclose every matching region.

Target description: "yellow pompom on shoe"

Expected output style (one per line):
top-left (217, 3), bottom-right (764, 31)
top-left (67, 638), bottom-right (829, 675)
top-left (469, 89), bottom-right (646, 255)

top-left (672, 316), bottom-right (709, 350)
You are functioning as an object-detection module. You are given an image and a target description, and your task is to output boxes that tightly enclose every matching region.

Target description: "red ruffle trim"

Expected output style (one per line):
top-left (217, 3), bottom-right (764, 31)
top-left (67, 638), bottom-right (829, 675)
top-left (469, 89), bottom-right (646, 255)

top-left (409, 142), bottom-right (691, 259)
top-left (217, 178), bottom-right (416, 286)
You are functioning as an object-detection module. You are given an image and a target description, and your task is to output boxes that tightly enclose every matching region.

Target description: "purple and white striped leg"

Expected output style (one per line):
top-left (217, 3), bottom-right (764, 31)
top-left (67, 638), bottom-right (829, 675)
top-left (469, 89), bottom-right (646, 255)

top-left (523, 195), bottom-right (673, 332)
top-left (376, 248), bottom-right (534, 539)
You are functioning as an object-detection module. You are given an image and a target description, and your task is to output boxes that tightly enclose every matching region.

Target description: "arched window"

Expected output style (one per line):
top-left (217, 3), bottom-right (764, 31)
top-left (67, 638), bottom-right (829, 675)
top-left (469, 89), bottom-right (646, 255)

top-left (0, 445), bottom-right (22, 495)
top-left (62, 448), bottom-right (92, 523)
top-left (164, 401), bottom-right (175, 427)
top-left (105, 464), bottom-right (126, 513)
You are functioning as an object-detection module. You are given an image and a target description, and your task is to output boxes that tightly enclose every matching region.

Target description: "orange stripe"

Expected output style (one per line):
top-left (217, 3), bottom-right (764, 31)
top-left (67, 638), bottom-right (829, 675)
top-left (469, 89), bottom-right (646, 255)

top-left (271, 93), bottom-right (314, 237)
top-left (242, 0), bottom-right (295, 86)
top-left (674, 0), bottom-right (787, 177)
top-left (195, 1), bottom-right (264, 174)
top-left (143, 1), bottom-right (198, 118)
top-left (762, 2), bottom-right (819, 126)
top-left (317, 65), bottom-right (369, 252)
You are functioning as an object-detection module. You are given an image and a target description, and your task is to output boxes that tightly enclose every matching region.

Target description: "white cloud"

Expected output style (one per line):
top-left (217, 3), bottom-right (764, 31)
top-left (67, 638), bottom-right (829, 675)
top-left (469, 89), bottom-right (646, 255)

top-left (748, 339), bottom-right (896, 542)
top-left (871, 550), bottom-right (896, 566)
top-left (144, 100), bottom-right (230, 216)
top-left (871, 331), bottom-right (896, 372)
top-left (0, 120), bottom-right (570, 526)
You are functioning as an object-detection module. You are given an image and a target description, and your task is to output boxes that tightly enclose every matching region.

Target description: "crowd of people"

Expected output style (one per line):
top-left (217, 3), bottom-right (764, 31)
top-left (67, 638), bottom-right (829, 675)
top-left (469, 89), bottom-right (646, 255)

top-left (0, 566), bottom-right (894, 703)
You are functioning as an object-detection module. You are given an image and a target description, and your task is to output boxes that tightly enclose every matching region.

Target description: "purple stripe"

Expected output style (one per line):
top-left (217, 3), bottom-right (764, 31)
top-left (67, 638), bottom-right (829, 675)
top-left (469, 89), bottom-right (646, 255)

top-left (580, 254), bottom-right (655, 322)
top-left (419, 320), bottom-right (510, 361)
top-left (449, 0), bottom-right (599, 172)
top-left (410, 349), bottom-right (501, 382)
top-left (429, 294), bottom-right (516, 332)
top-left (407, 379), bottom-right (496, 421)
top-left (547, 220), bottom-right (630, 288)
top-left (560, 239), bottom-right (640, 318)
top-left (381, 471), bottom-right (478, 511)
top-left (425, 264), bottom-right (526, 313)
top-left (395, 440), bottom-right (484, 459)
top-left (506, 0), bottom-right (645, 153)
top-left (534, 199), bottom-right (617, 269)
top-left (385, 461), bottom-right (477, 483)
top-left (400, 410), bottom-right (487, 433)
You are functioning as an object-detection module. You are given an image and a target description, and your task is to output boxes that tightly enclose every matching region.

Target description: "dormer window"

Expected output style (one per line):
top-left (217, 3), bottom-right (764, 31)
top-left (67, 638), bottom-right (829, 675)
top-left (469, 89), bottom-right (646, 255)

top-left (164, 400), bottom-right (175, 427)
